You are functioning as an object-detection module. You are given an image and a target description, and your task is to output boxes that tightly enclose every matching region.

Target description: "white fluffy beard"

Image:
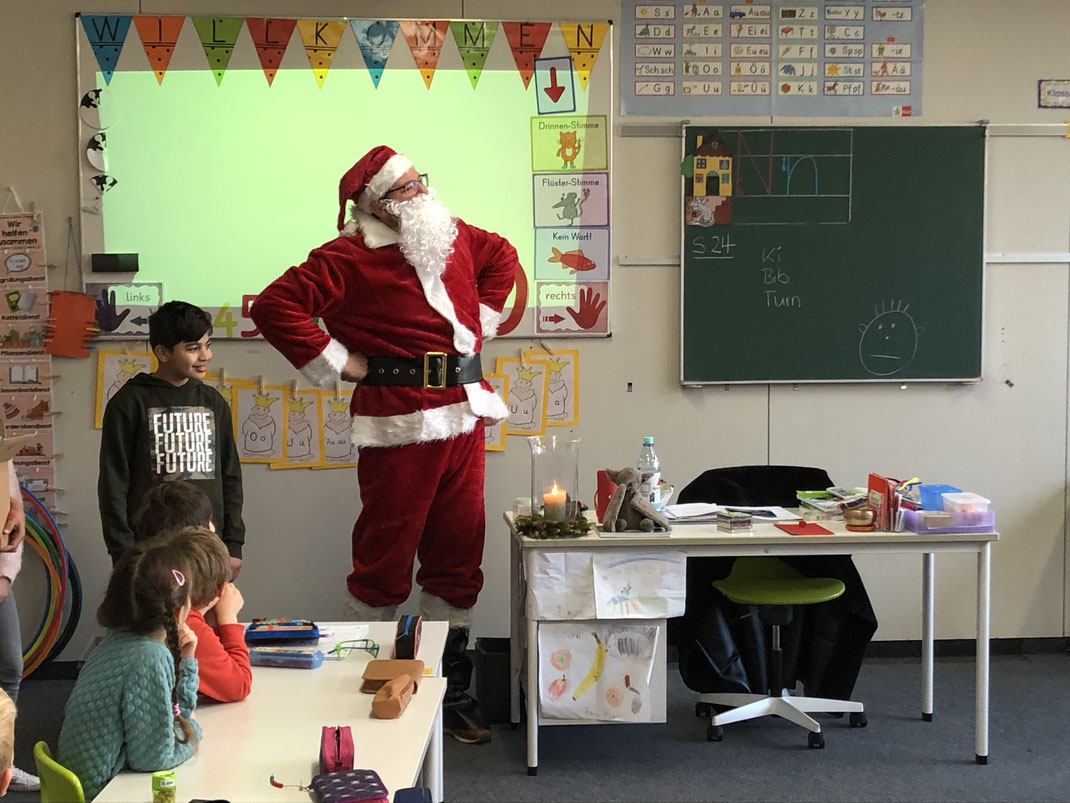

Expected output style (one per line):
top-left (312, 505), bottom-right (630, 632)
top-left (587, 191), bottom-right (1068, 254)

top-left (381, 190), bottom-right (458, 277)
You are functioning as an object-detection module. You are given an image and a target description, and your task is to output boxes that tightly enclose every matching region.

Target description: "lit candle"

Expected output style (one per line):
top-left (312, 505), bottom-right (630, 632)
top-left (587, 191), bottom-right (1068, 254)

top-left (542, 482), bottom-right (568, 521)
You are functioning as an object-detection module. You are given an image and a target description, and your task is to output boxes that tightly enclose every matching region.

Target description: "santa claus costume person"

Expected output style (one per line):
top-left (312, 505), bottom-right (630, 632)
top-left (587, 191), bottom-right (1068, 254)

top-left (251, 146), bottom-right (518, 744)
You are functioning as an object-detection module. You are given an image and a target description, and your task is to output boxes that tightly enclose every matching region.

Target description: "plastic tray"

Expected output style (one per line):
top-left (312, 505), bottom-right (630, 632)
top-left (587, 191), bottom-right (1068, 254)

top-left (903, 507), bottom-right (995, 534)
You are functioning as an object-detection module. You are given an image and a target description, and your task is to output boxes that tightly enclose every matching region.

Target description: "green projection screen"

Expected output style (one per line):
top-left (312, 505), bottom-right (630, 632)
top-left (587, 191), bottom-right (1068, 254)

top-left (76, 17), bottom-right (612, 338)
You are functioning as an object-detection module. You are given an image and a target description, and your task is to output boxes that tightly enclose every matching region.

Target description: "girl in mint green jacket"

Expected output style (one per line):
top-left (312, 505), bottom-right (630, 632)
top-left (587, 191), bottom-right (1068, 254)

top-left (58, 534), bottom-right (202, 800)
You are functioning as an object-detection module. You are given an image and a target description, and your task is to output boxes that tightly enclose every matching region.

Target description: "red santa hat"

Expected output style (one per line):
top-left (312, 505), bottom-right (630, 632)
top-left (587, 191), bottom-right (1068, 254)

top-left (337, 145), bottom-right (415, 230)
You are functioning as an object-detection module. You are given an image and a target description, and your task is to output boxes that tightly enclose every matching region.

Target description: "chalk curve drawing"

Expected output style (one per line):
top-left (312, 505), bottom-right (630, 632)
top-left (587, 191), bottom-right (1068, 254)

top-left (857, 299), bottom-right (925, 376)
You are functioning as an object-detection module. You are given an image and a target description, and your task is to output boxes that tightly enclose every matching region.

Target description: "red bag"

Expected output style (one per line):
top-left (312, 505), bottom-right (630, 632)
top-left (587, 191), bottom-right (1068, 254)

top-left (319, 725), bottom-right (354, 774)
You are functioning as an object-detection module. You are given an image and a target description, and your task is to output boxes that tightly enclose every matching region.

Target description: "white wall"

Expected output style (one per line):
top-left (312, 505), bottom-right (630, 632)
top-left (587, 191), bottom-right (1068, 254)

top-left (6, 0), bottom-right (1069, 660)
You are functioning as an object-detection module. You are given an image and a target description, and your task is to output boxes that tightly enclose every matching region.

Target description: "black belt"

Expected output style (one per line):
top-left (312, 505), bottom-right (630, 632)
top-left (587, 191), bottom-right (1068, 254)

top-left (363, 353), bottom-right (483, 389)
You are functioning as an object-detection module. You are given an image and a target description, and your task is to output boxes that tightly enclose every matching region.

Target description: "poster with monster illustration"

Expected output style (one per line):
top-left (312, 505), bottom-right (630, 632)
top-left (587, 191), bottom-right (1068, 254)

top-left (483, 373), bottom-right (509, 452)
top-left (523, 348), bottom-right (579, 426)
top-left (497, 356), bottom-right (549, 437)
top-left (317, 389), bottom-right (357, 468)
top-left (538, 622), bottom-right (658, 722)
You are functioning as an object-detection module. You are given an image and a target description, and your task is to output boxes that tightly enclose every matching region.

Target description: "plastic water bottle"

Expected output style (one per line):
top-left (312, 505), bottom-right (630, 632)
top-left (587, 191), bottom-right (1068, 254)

top-left (636, 436), bottom-right (662, 509)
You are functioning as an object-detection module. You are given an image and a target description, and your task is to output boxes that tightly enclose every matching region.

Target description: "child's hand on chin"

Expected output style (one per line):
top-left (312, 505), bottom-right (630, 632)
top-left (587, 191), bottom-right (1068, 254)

top-left (178, 622), bottom-right (198, 659)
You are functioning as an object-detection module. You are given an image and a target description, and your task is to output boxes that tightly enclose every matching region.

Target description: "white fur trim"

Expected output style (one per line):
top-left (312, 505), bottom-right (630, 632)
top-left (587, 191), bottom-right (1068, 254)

top-left (418, 590), bottom-right (471, 627)
top-left (300, 338), bottom-right (349, 387)
top-left (343, 209), bottom-right (399, 248)
top-left (342, 595), bottom-right (398, 621)
top-left (479, 303), bottom-right (502, 340)
top-left (464, 382), bottom-right (508, 421)
top-left (351, 400), bottom-right (480, 448)
top-left (414, 260), bottom-right (479, 356)
top-left (357, 153), bottom-right (414, 211)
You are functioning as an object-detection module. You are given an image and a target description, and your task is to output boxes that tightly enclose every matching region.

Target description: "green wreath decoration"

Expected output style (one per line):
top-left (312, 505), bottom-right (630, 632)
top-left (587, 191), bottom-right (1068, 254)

top-left (514, 514), bottom-right (591, 539)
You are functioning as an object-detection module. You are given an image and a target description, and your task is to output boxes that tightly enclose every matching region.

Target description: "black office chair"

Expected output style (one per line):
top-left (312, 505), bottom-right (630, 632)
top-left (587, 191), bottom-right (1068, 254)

top-left (676, 466), bottom-right (873, 747)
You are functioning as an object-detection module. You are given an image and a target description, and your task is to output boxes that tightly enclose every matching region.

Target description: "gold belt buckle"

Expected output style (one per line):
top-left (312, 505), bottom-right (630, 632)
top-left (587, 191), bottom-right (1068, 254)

top-left (423, 352), bottom-right (447, 389)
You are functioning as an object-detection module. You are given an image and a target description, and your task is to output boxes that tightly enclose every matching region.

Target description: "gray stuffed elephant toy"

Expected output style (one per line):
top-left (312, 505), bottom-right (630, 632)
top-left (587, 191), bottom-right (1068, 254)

top-left (600, 466), bottom-right (672, 532)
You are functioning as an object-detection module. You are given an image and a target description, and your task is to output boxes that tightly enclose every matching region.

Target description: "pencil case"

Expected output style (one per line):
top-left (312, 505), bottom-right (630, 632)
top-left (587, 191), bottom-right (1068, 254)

top-left (245, 618), bottom-right (320, 645)
top-left (310, 769), bottom-right (389, 803)
top-left (320, 725), bottom-right (354, 774)
top-left (393, 789), bottom-right (432, 803)
top-left (393, 614), bottom-right (422, 659)
top-left (360, 659), bottom-right (424, 693)
top-left (249, 646), bottom-right (324, 669)
top-left (371, 675), bottom-right (416, 719)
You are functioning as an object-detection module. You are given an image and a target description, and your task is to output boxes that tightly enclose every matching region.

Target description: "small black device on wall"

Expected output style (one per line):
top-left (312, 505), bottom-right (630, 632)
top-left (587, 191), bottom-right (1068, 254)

top-left (91, 253), bottom-right (139, 272)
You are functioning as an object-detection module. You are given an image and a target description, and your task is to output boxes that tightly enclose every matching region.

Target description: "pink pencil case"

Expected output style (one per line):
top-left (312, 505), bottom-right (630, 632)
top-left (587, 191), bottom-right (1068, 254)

top-left (319, 725), bottom-right (354, 774)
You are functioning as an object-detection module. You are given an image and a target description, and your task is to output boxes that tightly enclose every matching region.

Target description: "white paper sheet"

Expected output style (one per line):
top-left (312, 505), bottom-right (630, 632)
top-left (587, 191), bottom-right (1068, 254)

top-left (539, 622), bottom-right (659, 721)
top-left (592, 551), bottom-right (686, 619)
top-left (525, 551), bottom-right (597, 620)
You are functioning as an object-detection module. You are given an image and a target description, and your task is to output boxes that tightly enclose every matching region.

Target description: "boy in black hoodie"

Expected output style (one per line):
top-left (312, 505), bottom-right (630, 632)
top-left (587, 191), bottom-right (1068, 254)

top-left (98, 301), bottom-right (246, 577)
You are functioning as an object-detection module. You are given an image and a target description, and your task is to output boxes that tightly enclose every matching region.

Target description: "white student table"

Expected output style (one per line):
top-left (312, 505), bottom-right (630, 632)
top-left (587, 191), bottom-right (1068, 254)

top-left (506, 512), bottom-right (997, 773)
top-left (98, 621), bottom-right (448, 803)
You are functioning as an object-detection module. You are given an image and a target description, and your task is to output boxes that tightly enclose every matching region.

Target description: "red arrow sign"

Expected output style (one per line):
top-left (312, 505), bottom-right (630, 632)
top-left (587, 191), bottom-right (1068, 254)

top-left (543, 67), bottom-right (565, 102)
top-left (542, 313), bottom-right (564, 324)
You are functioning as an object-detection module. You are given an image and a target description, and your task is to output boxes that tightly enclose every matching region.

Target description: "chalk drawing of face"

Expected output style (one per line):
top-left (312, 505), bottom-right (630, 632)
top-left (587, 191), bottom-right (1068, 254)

top-left (858, 300), bottom-right (925, 376)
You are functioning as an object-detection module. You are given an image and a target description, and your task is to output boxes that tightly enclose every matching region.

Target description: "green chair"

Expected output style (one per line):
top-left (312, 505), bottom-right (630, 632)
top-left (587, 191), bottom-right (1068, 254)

top-left (33, 741), bottom-right (85, 803)
top-left (697, 557), bottom-right (866, 749)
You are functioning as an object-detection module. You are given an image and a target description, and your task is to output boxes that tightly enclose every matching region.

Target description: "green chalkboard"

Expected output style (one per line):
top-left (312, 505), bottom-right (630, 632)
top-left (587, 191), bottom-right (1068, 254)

top-left (681, 126), bottom-right (984, 383)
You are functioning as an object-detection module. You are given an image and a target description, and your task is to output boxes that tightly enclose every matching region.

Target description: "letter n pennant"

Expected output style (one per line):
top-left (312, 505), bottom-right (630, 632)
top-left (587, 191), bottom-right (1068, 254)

top-left (400, 20), bottom-right (449, 89)
top-left (297, 19), bottom-right (347, 87)
top-left (501, 22), bottom-right (551, 89)
top-left (192, 17), bottom-right (243, 85)
top-left (80, 14), bottom-right (132, 85)
top-left (133, 15), bottom-right (185, 85)
top-left (558, 22), bottom-right (609, 89)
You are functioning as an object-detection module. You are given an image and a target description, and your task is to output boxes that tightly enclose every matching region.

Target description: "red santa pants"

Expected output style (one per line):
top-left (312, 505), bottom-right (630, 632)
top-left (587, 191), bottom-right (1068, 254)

top-left (346, 423), bottom-right (486, 609)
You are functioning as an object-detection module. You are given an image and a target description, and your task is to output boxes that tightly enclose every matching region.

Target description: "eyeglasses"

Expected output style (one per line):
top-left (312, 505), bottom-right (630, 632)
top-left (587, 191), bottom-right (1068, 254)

top-left (380, 173), bottom-right (428, 200)
top-left (331, 639), bottom-right (380, 659)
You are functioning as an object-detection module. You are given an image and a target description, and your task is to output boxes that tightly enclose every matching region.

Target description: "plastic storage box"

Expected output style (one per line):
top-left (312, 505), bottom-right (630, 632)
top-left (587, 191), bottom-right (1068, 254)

top-left (919, 484), bottom-right (961, 511)
top-left (903, 507), bottom-right (995, 534)
top-left (941, 492), bottom-right (991, 525)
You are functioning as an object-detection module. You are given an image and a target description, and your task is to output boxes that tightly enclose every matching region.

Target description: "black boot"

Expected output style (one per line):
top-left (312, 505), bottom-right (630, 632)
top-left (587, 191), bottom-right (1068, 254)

top-left (442, 627), bottom-right (491, 744)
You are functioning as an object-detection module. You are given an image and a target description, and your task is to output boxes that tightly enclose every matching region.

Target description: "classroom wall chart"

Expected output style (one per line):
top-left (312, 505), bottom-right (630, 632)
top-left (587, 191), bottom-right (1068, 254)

top-left (620, 0), bottom-right (923, 117)
top-left (75, 15), bottom-right (613, 339)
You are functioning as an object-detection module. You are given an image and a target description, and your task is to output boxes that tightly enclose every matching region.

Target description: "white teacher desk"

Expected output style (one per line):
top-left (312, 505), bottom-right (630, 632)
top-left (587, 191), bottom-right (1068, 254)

top-left (506, 512), bottom-right (997, 773)
top-left (98, 621), bottom-right (448, 803)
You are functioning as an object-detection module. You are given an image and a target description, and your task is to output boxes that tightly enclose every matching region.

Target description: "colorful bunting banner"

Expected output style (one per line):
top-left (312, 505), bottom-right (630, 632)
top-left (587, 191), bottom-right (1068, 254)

top-left (246, 18), bottom-right (297, 86)
top-left (133, 15), bottom-right (185, 85)
top-left (400, 20), bottom-right (450, 89)
top-left (192, 17), bottom-right (244, 85)
top-left (296, 19), bottom-right (347, 87)
top-left (80, 14), bottom-right (131, 85)
top-left (558, 22), bottom-right (609, 90)
top-left (350, 19), bottom-right (400, 88)
top-left (449, 21), bottom-right (498, 89)
top-left (501, 22), bottom-right (551, 89)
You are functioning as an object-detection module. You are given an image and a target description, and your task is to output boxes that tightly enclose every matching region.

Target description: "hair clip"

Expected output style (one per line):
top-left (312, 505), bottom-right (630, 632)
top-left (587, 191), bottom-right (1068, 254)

top-left (173, 702), bottom-right (181, 717)
top-left (269, 774), bottom-right (311, 791)
top-left (172, 568), bottom-right (185, 586)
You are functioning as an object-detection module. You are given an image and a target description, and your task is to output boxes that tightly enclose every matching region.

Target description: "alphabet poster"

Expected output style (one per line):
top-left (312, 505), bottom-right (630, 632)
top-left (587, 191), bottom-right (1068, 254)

top-left (497, 356), bottom-right (549, 436)
top-left (523, 348), bottom-right (579, 426)
top-left (94, 348), bottom-right (155, 428)
top-left (271, 389), bottom-right (325, 470)
top-left (233, 385), bottom-right (287, 463)
top-left (483, 373), bottom-right (508, 451)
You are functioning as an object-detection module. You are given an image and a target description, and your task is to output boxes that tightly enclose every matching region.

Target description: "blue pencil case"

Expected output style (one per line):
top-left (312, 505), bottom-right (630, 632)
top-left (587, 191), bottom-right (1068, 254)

top-left (245, 618), bottom-right (320, 645)
top-left (249, 646), bottom-right (324, 669)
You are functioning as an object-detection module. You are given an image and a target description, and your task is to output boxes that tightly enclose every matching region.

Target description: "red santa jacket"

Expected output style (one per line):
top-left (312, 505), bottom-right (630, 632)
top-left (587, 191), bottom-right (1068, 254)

top-left (250, 211), bottom-right (516, 447)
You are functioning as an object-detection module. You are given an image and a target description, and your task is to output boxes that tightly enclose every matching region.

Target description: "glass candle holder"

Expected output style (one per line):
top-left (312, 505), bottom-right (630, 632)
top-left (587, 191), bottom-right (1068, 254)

top-left (528, 435), bottom-right (582, 521)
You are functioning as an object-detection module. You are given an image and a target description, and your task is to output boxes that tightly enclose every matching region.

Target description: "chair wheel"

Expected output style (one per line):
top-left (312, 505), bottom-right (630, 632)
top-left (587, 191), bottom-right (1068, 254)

top-left (849, 712), bottom-right (868, 728)
top-left (808, 731), bottom-right (825, 749)
top-left (695, 702), bottom-right (714, 718)
top-left (706, 724), bottom-right (723, 742)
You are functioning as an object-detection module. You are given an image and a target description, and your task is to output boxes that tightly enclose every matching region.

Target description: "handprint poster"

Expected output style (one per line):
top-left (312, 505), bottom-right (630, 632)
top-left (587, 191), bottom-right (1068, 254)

top-left (523, 348), bottom-right (579, 426)
top-left (538, 622), bottom-right (658, 722)
top-left (94, 348), bottom-right (156, 428)
top-left (496, 356), bottom-right (548, 437)
top-left (86, 282), bottom-right (162, 338)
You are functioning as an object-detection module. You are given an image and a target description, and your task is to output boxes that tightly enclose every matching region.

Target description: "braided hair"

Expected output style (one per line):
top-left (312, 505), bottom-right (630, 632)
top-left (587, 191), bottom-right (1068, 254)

top-left (98, 534), bottom-right (198, 745)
